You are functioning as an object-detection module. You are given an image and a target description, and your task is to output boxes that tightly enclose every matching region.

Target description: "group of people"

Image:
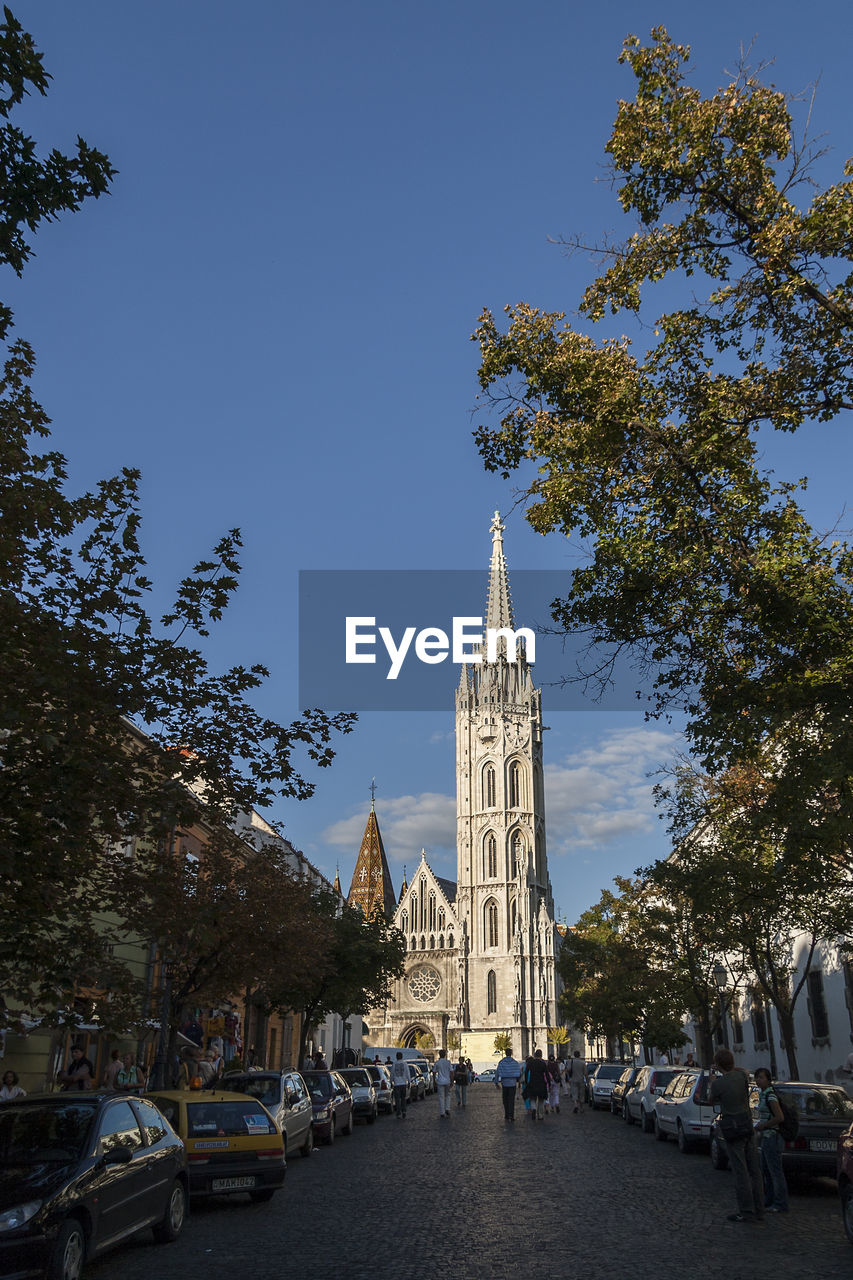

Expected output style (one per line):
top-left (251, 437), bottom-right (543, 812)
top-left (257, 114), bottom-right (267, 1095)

top-left (494, 1048), bottom-right (587, 1122)
top-left (710, 1047), bottom-right (789, 1222)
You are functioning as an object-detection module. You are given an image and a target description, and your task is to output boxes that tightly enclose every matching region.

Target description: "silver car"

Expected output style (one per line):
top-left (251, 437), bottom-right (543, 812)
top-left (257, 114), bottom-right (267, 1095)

top-left (222, 1070), bottom-right (314, 1157)
top-left (338, 1067), bottom-right (379, 1123)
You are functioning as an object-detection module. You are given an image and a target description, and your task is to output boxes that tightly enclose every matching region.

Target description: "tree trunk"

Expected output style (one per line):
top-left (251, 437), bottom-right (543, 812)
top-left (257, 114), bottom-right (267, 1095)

top-left (695, 1009), bottom-right (715, 1068)
top-left (774, 1006), bottom-right (799, 1079)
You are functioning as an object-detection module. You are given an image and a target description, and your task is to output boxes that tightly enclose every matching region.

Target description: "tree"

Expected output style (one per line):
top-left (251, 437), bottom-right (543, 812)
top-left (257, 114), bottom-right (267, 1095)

top-left (546, 1025), bottom-right (571, 1055)
top-left (0, 10), bottom-right (355, 1028)
top-left (473, 28), bottom-right (853, 876)
top-left (493, 1031), bottom-right (513, 1056)
top-left (269, 892), bottom-right (405, 1069)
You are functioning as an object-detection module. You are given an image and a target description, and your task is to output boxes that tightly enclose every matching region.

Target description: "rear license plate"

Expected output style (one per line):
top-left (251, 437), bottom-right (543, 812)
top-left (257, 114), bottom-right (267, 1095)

top-left (211, 1176), bottom-right (256, 1190)
top-left (809, 1140), bottom-right (835, 1152)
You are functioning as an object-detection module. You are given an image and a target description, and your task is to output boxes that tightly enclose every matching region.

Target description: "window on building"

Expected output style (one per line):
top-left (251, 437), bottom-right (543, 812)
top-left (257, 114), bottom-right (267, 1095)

top-left (483, 765), bottom-right (496, 809)
top-left (485, 899), bottom-right (499, 948)
top-left (487, 970), bottom-right (497, 1014)
top-left (400, 911), bottom-right (408, 934)
top-left (807, 968), bottom-right (830, 1042)
top-left (508, 762), bottom-right (523, 808)
top-left (438, 908), bottom-right (445, 932)
top-left (751, 991), bottom-right (768, 1046)
top-left (511, 832), bottom-right (523, 878)
top-left (731, 993), bottom-right (744, 1046)
top-left (447, 931), bottom-right (454, 949)
top-left (429, 892), bottom-right (436, 930)
top-left (485, 833), bottom-right (497, 879)
top-left (510, 898), bottom-right (517, 937)
top-left (429, 934), bottom-right (435, 950)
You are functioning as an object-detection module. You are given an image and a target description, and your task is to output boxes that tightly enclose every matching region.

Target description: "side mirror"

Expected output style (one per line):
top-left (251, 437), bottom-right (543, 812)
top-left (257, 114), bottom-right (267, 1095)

top-left (103, 1144), bottom-right (132, 1165)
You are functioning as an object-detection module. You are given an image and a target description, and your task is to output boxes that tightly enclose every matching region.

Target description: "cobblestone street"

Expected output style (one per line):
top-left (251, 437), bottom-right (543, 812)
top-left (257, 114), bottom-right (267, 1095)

top-left (90, 1085), bottom-right (850, 1280)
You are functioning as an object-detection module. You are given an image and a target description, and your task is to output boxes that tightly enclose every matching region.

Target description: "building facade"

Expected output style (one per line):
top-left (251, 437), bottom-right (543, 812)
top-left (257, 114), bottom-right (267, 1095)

top-left (353, 514), bottom-right (561, 1065)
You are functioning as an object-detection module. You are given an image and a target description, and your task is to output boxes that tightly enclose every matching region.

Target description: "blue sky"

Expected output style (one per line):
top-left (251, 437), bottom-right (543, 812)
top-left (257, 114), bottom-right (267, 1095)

top-left (9, 0), bottom-right (852, 920)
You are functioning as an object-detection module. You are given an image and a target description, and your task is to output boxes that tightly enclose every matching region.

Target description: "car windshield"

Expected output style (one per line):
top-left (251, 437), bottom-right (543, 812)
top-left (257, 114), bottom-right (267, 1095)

top-left (186, 1100), bottom-right (276, 1137)
top-left (340, 1070), bottom-right (370, 1087)
top-left (221, 1075), bottom-right (282, 1108)
top-left (779, 1087), bottom-right (853, 1119)
top-left (0, 1101), bottom-right (95, 1163)
top-left (303, 1073), bottom-right (333, 1100)
top-left (596, 1065), bottom-right (625, 1080)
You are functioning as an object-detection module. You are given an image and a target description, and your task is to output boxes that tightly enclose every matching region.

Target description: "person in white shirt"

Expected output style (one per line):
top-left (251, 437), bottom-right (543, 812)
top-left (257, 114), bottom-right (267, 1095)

top-left (391, 1052), bottom-right (409, 1118)
top-left (0, 1071), bottom-right (25, 1101)
top-left (434, 1049), bottom-right (454, 1117)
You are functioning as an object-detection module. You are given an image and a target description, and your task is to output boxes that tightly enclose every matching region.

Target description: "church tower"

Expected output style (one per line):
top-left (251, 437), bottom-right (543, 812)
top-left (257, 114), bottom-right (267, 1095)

top-left (347, 794), bottom-right (396, 922)
top-left (454, 512), bottom-right (559, 1059)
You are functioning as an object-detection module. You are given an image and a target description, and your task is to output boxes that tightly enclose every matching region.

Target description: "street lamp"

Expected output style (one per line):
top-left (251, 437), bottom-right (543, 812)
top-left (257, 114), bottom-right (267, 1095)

top-left (713, 963), bottom-right (730, 1050)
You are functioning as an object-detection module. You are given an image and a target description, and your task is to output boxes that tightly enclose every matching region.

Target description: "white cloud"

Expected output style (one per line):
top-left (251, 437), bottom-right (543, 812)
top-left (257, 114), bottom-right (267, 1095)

top-left (323, 791), bottom-right (457, 878)
top-left (544, 726), bottom-right (680, 857)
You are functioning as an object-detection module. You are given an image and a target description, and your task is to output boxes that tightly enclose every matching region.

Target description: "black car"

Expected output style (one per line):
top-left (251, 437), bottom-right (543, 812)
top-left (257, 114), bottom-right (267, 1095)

top-left (609, 1066), bottom-right (641, 1115)
top-left (0, 1091), bottom-right (187, 1280)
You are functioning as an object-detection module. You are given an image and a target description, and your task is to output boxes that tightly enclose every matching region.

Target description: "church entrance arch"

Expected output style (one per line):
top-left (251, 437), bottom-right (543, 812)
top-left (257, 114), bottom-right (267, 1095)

top-left (401, 1024), bottom-right (431, 1049)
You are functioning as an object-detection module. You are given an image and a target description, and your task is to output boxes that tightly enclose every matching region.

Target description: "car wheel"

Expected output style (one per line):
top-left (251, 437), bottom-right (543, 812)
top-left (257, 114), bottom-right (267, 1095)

top-left (676, 1122), bottom-right (692, 1154)
top-left (841, 1182), bottom-right (853, 1245)
top-left (152, 1179), bottom-right (187, 1243)
top-left (641, 1106), bottom-right (654, 1133)
top-left (48, 1219), bottom-right (86, 1280)
top-left (654, 1114), bottom-right (667, 1141)
top-left (342, 1110), bottom-right (354, 1135)
top-left (325, 1118), bottom-right (335, 1145)
top-left (623, 1100), bottom-right (634, 1125)
top-left (710, 1131), bottom-right (729, 1170)
top-left (249, 1188), bottom-right (276, 1203)
top-left (301, 1125), bottom-right (314, 1158)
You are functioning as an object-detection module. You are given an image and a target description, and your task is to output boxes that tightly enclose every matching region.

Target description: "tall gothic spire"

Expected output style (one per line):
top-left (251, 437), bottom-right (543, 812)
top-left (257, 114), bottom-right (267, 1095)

top-left (347, 798), bottom-right (396, 922)
top-left (485, 510), bottom-right (514, 632)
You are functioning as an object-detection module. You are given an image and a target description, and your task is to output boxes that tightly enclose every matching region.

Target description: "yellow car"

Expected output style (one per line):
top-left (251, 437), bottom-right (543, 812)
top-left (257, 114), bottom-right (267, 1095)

top-left (144, 1090), bottom-right (285, 1202)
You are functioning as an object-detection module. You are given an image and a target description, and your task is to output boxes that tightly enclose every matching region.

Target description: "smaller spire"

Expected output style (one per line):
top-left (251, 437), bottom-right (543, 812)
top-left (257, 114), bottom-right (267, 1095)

top-left (333, 865), bottom-right (341, 893)
top-left (369, 776), bottom-right (377, 810)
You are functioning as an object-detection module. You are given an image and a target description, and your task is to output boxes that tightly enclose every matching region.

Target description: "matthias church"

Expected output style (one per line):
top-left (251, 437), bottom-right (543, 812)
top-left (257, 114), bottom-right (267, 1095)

top-left (346, 515), bottom-right (561, 1062)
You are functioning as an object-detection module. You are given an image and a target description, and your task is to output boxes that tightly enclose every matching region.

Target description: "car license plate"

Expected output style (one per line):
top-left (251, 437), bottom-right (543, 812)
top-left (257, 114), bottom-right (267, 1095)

top-left (211, 1176), bottom-right (256, 1190)
top-left (809, 1140), bottom-right (835, 1152)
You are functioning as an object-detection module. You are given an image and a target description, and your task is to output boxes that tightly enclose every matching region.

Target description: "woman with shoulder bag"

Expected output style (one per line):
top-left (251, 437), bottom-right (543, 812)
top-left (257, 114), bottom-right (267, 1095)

top-left (710, 1048), bottom-right (764, 1222)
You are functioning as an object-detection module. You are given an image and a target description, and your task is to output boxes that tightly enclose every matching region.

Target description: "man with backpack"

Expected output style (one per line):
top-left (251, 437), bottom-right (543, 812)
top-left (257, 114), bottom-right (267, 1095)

top-left (754, 1067), bottom-right (790, 1213)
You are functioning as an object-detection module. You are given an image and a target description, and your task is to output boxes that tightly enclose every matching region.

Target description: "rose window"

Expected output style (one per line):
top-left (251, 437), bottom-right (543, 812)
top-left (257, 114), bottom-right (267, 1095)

top-left (408, 965), bottom-right (441, 1003)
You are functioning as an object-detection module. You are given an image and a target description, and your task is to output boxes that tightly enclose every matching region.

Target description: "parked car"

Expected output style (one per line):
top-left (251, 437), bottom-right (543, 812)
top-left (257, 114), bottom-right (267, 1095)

top-left (623, 1066), bottom-right (685, 1130)
top-left (479, 1069), bottom-right (497, 1083)
top-left (337, 1068), bottom-right (378, 1123)
top-left (410, 1062), bottom-right (433, 1097)
top-left (0, 1091), bottom-right (187, 1280)
top-left (145, 1089), bottom-right (285, 1202)
top-left (301, 1070), bottom-right (354, 1144)
top-left (711, 1081), bottom-right (853, 1179)
top-left (654, 1070), bottom-right (716, 1150)
top-left (220, 1070), bottom-right (314, 1158)
top-left (406, 1063), bottom-right (426, 1102)
top-left (609, 1066), bottom-right (642, 1116)
top-left (588, 1063), bottom-right (627, 1111)
top-left (364, 1063), bottom-right (394, 1113)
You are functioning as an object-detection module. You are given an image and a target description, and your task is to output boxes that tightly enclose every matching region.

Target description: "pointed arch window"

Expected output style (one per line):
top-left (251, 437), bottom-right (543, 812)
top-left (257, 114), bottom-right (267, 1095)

top-left (483, 765), bottom-right (496, 809)
top-left (487, 970), bottom-right (497, 1014)
top-left (438, 934), bottom-right (444, 949)
top-left (484, 832), bottom-right (497, 879)
top-left (508, 761), bottom-right (524, 808)
top-left (420, 934), bottom-right (426, 951)
top-left (410, 935), bottom-right (416, 951)
top-left (447, 931), bottom-right (454, 949)
top-left (428, 891), bottom-right (436, 930)
top-left (485, 898), bottom-right (499, 949)
top-left (429, 934), bottom-right (435, 950)
top-left (510, 898), bottom-right (517, 937)
top-left (400, 910), bottom-right (408, 934)
top-left (437, 907), bottom-right (445, 932)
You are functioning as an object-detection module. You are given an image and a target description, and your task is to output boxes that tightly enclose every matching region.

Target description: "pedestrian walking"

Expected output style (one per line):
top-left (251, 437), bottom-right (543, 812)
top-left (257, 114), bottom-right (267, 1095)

top-left (57, 1046), bottom-right (94, 1091)
top-left (494, 1048), bottom-right (522, 1121)
top-left (453, 1057), bottom-right (470, 1107)
top-left (547, 1056), bottom-right (561, 1113)
top-left (524, 1049), bottom-right (551, 1120)
top-left (434, 1048), bottom-right (454, 1117)
top-left (100, 1049), bottom-right (123, 1091)
top-left (567, 1050), bottom-right (586, 1113)
top-left (0, 1071), bottom-right (25, 1101)
top-left (116, 1052), bottom-right (144, 1095)
top-left (754, 1067), bottom-right (789, 1213)
top-left (710, 1047), bottom-right (764, 1223)
top-left (391, 1051), bottom-right (409, 1119)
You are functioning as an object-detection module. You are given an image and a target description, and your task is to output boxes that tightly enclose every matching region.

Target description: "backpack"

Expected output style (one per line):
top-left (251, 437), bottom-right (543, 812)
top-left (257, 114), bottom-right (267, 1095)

top-left (776, 1094), bottom-right (799, 1141)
